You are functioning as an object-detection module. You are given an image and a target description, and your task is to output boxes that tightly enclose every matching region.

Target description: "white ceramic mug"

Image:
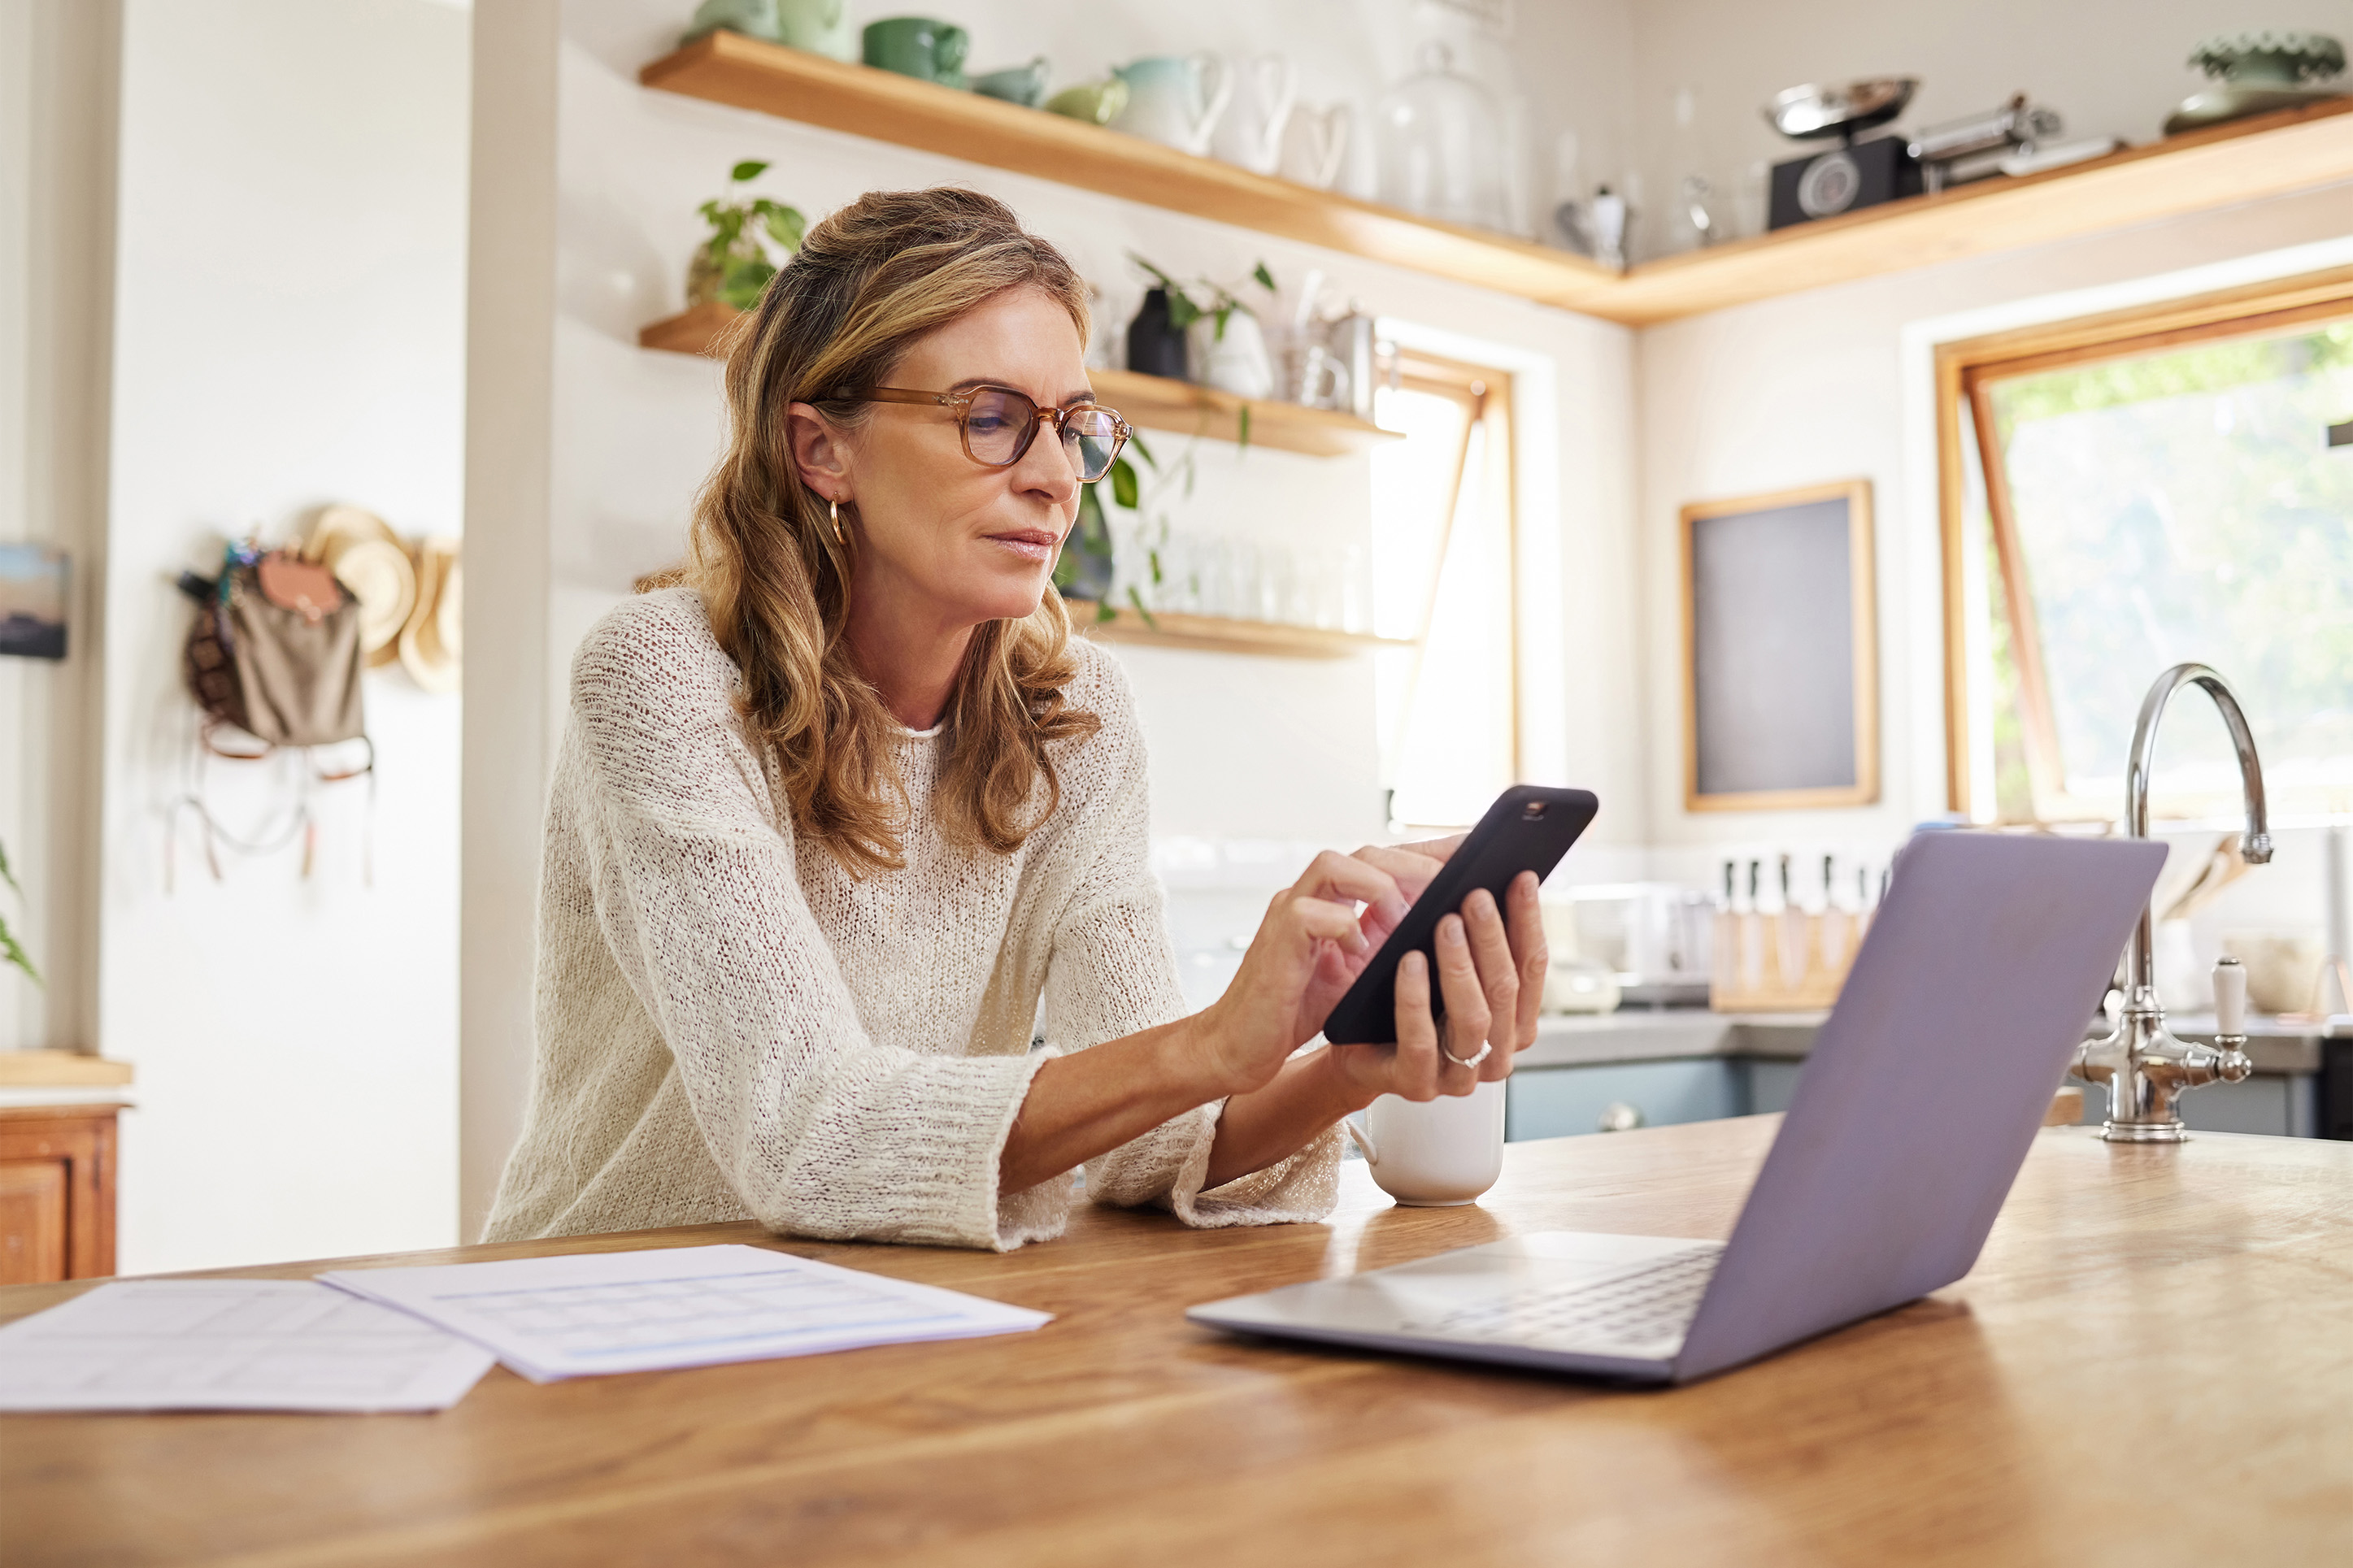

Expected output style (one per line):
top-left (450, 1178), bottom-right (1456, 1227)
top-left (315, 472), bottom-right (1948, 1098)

top-left (1344, 1079), bottom-right (1506, 1206)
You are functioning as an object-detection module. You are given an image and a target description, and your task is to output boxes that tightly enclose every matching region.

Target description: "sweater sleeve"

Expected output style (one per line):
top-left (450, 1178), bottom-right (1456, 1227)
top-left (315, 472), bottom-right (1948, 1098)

top-left (568, 600), bottom-right (1056, 1252)
top-left (1041, 657), bottom-right (1341, 1229)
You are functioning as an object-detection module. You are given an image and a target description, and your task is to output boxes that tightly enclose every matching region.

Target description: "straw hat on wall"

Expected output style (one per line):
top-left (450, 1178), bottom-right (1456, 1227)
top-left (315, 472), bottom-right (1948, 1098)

top-left (302, 505), bottom-right (415, 668)
top-left (399, 536), bottom-right (462, 693)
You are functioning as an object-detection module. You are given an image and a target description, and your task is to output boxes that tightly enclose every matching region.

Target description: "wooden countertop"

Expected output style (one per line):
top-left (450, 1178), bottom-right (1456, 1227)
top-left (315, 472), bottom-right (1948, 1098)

top-left (6, 1118), bottom-right (2352, 1565)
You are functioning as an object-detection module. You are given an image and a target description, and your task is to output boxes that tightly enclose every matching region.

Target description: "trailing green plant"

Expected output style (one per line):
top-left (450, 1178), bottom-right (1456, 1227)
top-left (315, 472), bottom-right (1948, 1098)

top-left (689, 160), bottom-right (807, 311)
top-left (1055, 428), bottom-right (1209, 628)
top-left (0, 835), bottom-right (37, 986)
top-left (1129, 254), bottom-right (1277, 344)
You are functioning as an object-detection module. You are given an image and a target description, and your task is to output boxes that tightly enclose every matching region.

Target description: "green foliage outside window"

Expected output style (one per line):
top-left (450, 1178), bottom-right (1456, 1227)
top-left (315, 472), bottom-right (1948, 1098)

top-left (1985, 319), bottom-right (2353, 808)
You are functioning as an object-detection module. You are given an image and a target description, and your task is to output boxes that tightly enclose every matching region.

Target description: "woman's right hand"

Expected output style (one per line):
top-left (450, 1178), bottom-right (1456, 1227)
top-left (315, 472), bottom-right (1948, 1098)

top-left (1190, 849), bottom-right (1422, 1095)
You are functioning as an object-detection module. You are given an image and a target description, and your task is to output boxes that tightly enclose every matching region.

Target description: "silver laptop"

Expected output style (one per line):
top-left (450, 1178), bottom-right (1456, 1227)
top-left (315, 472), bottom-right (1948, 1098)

top-left (1188, 831), bottom-right (2165, 1384)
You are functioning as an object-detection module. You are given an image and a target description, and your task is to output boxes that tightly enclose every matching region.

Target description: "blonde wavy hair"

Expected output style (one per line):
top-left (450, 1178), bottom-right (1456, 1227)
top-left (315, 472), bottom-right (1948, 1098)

top-left (665, 187), bottom-right (1102, 875)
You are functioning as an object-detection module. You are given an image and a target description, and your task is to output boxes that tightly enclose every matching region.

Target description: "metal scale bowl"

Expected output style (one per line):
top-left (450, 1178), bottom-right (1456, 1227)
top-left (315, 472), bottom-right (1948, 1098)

top-left (1759, 78), bottom-right (1921, 227)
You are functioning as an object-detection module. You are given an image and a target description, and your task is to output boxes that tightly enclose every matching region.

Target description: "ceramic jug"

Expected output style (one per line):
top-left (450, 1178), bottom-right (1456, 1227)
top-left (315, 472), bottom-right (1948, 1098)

top-left (1277, 103), bottom-right (1351, 189)
top-left (971, 56), bottom-right (1050, 108)
top-left (774, 0), bottom-right (853, 59)
top-left (681, 0), bottom-right (780, 46)
top-left (1045, 78), bottom-right (1129, 125)
top-left (1110, 54), bottom-right (1232, 156)
top-left (1208, 54), bottom-right (1298, 176)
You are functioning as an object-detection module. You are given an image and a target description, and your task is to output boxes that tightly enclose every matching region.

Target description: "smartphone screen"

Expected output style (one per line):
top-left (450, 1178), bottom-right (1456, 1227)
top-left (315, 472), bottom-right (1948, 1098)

top-left (1319, 786), bottom-right (1598, 1046)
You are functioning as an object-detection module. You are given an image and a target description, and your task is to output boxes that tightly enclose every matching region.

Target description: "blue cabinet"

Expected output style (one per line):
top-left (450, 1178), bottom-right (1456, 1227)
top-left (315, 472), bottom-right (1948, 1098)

top-left (1506, 1058), bottom-right (1745, 1141)
top-left (1507, 1055), bottom-right (2320, 1143)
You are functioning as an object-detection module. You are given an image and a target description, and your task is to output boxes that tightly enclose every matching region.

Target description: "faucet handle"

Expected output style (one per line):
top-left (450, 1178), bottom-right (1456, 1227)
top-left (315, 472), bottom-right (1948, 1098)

top-left (2213, 955), bottom-right (2247, 1037)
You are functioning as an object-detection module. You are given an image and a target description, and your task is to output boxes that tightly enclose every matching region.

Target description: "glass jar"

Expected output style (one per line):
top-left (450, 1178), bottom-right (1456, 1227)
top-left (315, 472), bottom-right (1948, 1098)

top-left (1372, 41), bottom-right (1509, 232)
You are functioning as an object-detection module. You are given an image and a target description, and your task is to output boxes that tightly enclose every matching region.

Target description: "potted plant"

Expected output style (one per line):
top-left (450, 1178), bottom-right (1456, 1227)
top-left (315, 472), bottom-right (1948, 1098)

top-left (0, 836), bottom-right (36, 987)
top-left (1127, 255), bottom-right (1278, 397)
top-left (1056, 434), bottom-right (1155, 615)
top-left (689, 160), bottom-right (807, 311)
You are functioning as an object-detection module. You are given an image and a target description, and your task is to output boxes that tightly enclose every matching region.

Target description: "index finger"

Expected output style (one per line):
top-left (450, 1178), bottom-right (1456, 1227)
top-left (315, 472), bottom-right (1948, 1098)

top-left (1292, 849), bottom-right (1404, 920)
top-left (1397, 832), bottom-right (1466, 865)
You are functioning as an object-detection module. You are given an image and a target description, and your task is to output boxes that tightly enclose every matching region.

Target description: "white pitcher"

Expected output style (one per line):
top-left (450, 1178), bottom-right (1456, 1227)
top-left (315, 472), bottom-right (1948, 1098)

top-left (1111, 54), bottom-right (1232, 157)
top-left (1277, 102), bottom-right (1351, 189)
top-left (1209, 54), bottom-right (1297, 176)
top-left (1186, 309), bottom-right (1274, 399)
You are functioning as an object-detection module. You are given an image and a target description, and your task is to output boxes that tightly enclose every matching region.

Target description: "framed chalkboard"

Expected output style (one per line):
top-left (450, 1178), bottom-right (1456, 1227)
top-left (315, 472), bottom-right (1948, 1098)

top-left (1681, 480), bottom-right (1879, 812)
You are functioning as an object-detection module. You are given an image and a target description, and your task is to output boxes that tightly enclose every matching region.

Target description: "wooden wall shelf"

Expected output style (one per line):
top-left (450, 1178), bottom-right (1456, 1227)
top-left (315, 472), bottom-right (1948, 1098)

top-left (637, 306), bottom-right (1395, 458)
top-left (1079, 369), bottom-right (1396, 456)
top-left (1609, 98), bottom-right (2353, 324)
top-left (642, 33), bottom-right (2353, 327)
top-left (1076, 606), bottom-right (1411, 658)
top-left (638, 33), bottom-right (1622, 315)
top-left (0, 1053), bottom-right (133, 1089)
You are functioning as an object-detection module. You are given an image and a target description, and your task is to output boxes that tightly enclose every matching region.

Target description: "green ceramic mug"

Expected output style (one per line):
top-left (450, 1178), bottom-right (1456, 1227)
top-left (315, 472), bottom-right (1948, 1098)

top-left (862, 16), bottom-right (968, 88)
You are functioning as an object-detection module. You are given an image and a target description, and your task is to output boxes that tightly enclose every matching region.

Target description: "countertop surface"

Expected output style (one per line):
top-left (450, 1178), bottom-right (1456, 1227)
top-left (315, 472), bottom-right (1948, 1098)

top-left (6, 1118), bottom-right (2351, 1566)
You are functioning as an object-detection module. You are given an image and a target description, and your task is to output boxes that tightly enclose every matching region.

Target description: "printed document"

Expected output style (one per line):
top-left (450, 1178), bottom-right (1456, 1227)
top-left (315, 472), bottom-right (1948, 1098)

top-left (317, 1244), bottom-right (1052, 1383)
top-left (0, 1279), bottom-right (497, 1413)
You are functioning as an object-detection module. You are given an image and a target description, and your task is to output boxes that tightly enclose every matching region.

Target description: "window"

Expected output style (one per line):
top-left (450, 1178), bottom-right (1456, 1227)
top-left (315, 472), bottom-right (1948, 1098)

top-left (1370, 352), bottom-right (1517, 829)
top-left (1939, 268), bottom-right (2353, 823)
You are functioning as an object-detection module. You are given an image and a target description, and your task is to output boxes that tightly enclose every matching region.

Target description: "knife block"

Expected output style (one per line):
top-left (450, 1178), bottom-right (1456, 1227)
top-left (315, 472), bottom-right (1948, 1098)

top-left (1711, 908), bottom-right (1868, 1012)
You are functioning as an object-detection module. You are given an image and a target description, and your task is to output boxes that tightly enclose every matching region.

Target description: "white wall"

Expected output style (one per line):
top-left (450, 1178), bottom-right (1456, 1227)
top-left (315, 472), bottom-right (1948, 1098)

top-left (99, 0), bottom-right (471, 1272)
top-left (0, 0), bottom-right (116, 1055)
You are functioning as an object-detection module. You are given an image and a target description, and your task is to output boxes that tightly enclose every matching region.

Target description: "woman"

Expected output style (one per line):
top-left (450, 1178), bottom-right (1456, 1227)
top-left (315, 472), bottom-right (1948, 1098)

top-left (485, 189), bottom-right (1546, 1251)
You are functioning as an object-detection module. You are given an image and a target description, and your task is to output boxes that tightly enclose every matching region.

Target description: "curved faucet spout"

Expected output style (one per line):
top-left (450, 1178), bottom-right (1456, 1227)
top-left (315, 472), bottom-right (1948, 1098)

top-left (2125, 662), bottom-right (2272, 858)
top-left (2123, 664), bottom-right (2272, 1002)
top-left (2083, 662), bottom-right (2268, 1142)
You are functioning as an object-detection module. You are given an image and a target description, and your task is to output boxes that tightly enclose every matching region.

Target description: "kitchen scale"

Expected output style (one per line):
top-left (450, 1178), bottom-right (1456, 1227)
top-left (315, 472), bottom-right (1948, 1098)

top-left (1761, 78), bottom-right (1922, 228)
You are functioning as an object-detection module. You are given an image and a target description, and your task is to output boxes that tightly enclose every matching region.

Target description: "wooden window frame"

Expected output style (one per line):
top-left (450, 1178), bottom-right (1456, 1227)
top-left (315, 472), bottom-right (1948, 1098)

top-left (1936, 263), bottom-right (2353, 819)
top-left (1380, 350), bottom-right (1522, 826)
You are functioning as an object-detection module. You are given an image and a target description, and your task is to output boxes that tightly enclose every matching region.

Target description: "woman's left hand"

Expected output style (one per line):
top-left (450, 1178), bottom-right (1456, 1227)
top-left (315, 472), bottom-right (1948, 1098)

top-left (1322, 863), bottom-right (1547, 1099)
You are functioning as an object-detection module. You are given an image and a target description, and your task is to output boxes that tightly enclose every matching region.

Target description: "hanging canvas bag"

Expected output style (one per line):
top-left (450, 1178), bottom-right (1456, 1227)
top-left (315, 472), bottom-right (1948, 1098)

top-left (182, 546), bottom-right (367, 749)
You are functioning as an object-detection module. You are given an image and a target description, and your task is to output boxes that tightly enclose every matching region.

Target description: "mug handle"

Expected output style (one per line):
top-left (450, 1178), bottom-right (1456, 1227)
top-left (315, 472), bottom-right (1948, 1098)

top-left (1316, 105), bottom-right (1352, 189)
top-left (1255, 55), bottom-right (1298, 124)
top-left (1190, 52), bottom-right (1233, 138)
top-left (1342, 1118), bottom-right (1379, 1166)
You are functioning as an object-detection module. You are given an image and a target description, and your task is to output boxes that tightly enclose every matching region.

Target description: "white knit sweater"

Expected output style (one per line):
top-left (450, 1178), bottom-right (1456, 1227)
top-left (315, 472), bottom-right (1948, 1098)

top-left (483, 589), bottom-right (1338, 1250)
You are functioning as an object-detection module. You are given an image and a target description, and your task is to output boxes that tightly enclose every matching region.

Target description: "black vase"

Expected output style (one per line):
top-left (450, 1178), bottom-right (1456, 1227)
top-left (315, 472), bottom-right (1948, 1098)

top-left (1126, 287), bottom-right (1190, 381)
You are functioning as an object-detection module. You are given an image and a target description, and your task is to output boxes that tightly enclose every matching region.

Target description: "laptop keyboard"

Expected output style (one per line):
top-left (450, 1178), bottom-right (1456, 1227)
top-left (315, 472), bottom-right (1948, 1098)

top-left (1415, 1248), bottom-right (1720, 1352)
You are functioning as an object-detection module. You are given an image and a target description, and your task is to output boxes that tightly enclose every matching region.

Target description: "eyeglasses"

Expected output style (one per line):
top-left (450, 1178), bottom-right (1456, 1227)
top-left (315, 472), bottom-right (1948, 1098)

top-left (853, 384), bottom-right (1132, 483)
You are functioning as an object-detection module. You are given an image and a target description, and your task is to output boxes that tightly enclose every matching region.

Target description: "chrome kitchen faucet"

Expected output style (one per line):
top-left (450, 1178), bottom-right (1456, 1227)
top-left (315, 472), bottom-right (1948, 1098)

top-left (2076, 663), bottom-right (2273, 1142)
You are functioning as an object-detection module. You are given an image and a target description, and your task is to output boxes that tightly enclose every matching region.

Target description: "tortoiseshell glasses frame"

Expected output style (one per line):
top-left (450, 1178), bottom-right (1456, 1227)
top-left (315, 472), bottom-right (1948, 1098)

top-left (853, 384), bottom-right (1132, 482)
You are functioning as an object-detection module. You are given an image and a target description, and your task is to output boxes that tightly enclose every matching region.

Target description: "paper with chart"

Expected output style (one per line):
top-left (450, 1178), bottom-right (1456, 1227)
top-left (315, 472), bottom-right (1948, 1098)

top-left (316, 1244), bottom-right (1053, 1383)
top-left (0, 1279), bottom-right (498, 1413)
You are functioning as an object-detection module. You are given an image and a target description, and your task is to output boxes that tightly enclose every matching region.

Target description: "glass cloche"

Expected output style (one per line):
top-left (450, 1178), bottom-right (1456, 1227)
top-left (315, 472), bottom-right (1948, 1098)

top-left (1372, 41), bottom-right (1510, 232)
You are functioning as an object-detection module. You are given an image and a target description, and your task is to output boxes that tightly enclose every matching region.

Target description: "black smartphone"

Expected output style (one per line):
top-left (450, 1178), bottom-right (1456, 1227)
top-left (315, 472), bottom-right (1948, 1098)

top-left (1318, 785), bottom-right (1598, 1046)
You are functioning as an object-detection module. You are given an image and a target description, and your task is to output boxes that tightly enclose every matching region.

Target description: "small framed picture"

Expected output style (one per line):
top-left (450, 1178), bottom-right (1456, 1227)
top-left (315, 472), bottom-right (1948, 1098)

top-left (1680, 480), bottom-right (1879, 812)
top-left (0, 545), bottom-right (70, 661)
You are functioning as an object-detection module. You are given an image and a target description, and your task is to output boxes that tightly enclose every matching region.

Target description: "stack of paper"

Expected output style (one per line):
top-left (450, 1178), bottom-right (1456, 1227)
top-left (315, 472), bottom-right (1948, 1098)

top-left (0, 1279), bottom-right (497, 1413)
top-left (318, 1244), bottom-right (1052, 1383)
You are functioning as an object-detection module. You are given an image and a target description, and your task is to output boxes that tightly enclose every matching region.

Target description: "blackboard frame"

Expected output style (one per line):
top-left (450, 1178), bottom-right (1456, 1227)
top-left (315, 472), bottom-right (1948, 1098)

top-left (1680, 479), bottom-right (1880, 813)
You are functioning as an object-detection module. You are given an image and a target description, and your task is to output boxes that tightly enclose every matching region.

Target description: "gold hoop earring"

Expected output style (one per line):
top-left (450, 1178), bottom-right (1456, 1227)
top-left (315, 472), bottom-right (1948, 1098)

top-left (829, 497), bottom-right (845, 546)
